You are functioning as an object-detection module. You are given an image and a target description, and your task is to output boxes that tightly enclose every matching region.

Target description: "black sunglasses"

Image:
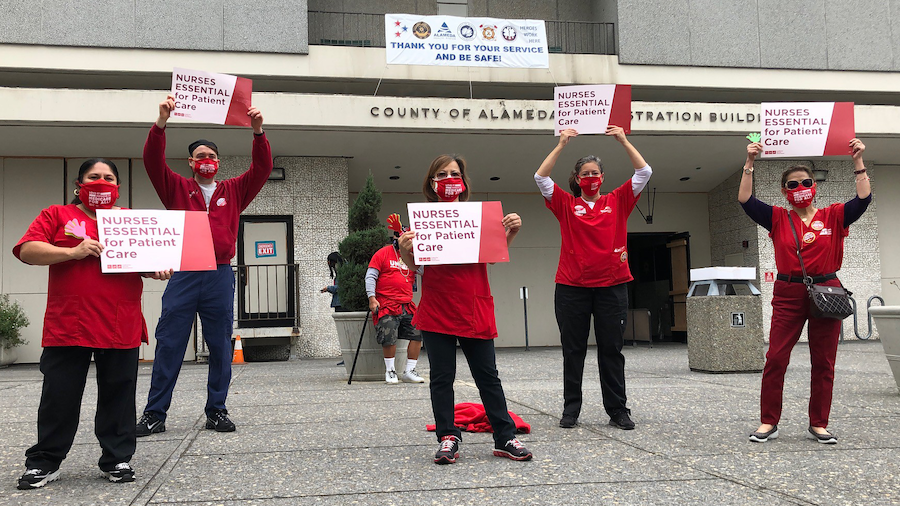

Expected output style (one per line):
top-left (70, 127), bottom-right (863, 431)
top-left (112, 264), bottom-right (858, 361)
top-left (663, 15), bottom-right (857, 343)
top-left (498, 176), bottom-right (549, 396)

top-left (785, 179), bottom-right (814, 190)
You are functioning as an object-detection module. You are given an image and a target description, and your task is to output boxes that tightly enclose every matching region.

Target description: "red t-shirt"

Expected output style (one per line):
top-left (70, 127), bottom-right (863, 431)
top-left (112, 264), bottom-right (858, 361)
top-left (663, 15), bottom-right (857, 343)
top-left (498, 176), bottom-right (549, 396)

top-left (770, 203), bottom-right (848, 277)
top-left (412, 263), bottom-right (497, 340)
top-left (545, 180), bottom-right (640, 287)
top-left (368, 244), bottom-right (416, 322)
top-left (13, 205), bottom-right (148, 349)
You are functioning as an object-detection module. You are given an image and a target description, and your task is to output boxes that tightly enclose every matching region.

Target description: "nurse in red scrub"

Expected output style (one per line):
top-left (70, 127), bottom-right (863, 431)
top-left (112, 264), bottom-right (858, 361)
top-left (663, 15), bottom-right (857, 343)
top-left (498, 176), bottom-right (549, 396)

top-left (397, 154), bottom-right (532, 465)
top-left (13, 159), bottom-right (171, 490)
top-left (739, 139), bottom-right (871, 444)
top-left (535, 126), bottom-right (652, 431)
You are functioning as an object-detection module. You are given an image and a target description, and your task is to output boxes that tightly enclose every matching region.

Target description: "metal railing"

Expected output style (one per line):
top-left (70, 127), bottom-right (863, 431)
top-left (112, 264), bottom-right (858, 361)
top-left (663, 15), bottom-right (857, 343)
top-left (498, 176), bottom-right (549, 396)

top-left (307, 11), bottom-right (616, 55)
top-left (234, 263), bottom-right (301, 332)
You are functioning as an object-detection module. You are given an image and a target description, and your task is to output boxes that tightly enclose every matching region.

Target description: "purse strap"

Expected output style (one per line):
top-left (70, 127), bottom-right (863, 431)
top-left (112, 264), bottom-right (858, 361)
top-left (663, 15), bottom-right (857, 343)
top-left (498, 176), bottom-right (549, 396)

top-left (786, 210), bottom-right (814, 287)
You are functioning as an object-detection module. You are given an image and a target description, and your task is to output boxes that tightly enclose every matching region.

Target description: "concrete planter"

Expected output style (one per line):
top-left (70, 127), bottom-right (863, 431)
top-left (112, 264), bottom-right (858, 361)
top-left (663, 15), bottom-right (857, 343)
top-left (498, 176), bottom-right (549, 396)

top-left (0, 346), bottom-right (18, 368)
top-left (333, 311), bottom-right (408, 382)
top-left (869, 306), bottom-right (900, 392)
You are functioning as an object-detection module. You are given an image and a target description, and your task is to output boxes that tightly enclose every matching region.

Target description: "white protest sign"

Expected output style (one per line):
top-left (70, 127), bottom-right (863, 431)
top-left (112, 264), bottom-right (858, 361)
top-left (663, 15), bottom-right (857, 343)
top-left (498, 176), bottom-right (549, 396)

top-left (170, 68), bottom-right (253, 127)
top-left (554, 84), bottom-right (632, 135)
top-left (407, 201), bottom-right (508, 265)
top-left (760, 102), bottom-right (855, 158)
top-left (385, 14), bottom-right (548, 68)
top-left (97, 209), bottom-right (216, 273)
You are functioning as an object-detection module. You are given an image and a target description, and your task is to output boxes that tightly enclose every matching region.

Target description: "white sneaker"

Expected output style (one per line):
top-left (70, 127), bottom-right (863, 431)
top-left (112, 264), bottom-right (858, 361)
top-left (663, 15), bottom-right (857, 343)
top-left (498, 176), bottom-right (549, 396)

top-left (385, 369), bottom-right (399, 384)
top-left (401, 369), bottom-right (426, 383)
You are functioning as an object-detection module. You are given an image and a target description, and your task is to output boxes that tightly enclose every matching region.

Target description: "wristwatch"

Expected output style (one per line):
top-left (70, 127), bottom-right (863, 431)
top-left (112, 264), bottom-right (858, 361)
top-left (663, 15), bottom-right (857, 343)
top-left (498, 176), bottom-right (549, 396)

top-left (743, 166), bottom-right (754, 174)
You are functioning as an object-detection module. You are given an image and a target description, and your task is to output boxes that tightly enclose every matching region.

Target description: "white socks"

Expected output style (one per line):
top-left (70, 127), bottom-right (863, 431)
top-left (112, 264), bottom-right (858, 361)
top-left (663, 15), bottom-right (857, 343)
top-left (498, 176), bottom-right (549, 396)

top-left (384, 357), bottom-right (395, 371)
top-left (406, 359), bottom-right (417, 373)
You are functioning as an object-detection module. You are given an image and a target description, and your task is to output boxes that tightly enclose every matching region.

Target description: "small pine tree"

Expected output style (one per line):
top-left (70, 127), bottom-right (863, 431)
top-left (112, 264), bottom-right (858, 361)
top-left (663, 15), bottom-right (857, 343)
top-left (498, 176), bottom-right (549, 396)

top-left (336, 175), bottom-right (390, 311)
top-left (0, 294), bottom-right (29, 350)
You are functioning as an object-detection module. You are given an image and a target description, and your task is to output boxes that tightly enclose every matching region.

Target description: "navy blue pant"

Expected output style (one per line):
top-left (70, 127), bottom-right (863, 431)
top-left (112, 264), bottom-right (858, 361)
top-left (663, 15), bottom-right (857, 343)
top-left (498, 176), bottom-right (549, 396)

top-left (556, 283), bottom-right (629, 419)
top-left (26, 347), bottom-right (139, 472)
top-left (422, 330), bottom-right (516, 446)
top-left (144, 265), bottom-right (235, 421)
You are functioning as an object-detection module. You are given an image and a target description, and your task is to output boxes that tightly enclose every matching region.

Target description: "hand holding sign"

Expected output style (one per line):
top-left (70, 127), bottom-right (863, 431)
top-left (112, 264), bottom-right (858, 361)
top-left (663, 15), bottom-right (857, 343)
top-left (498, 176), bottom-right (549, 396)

top-left (248, 106), bottom-right (264, 135)
top-left (746, 141), bottom-right (762, 163)
top-left (605, 125), bottom-right (627, 143)
top-left (850, 138), bottom-right (865, 160)
top-left (558, 128), bottom-right (578, 148)
top-left (70, 238), bottom-right (103, 260)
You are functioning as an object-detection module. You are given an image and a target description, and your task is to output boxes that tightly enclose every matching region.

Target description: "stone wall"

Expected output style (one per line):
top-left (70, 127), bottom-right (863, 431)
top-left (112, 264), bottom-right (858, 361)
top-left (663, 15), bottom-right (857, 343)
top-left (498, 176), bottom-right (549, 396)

top-left (219, 155), bottom-right (349, 358)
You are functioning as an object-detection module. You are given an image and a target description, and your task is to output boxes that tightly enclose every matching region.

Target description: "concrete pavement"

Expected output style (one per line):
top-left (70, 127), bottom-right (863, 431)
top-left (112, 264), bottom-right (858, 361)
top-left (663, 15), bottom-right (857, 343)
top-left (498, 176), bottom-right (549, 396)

top-left (1, 341), bottom-right (899, 505)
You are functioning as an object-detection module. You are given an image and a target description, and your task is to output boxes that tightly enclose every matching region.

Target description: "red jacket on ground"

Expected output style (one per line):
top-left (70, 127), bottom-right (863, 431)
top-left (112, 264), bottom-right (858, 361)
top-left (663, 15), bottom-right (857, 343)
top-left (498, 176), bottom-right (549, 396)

top-left (142, 124), bottom-right (273, 264)
top-left (425, 402), bottom-right (531, 434)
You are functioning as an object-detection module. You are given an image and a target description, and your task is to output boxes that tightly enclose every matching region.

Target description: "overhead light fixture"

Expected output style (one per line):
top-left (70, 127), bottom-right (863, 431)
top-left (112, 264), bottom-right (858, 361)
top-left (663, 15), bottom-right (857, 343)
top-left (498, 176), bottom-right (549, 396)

top-left (394, 165), bottom-right (401, 169)
top-left (679, 177), bottom-right (690, 181)
top-left (268, 167), bottom-right (285, 181)
top-left (389, 176), bottom-right (400, 180)
top-left (490, 176), bottom-right (500, 181)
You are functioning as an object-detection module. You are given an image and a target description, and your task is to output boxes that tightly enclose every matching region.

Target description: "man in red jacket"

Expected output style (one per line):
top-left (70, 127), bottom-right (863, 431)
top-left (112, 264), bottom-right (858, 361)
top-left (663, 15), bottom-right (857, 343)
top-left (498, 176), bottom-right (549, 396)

top-left (136, 95), bottom-right (272, 436)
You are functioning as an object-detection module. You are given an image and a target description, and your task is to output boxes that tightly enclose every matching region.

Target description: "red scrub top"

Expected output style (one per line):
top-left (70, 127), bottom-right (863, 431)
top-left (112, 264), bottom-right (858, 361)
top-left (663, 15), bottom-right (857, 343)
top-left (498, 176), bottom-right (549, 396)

top-left (412, 263), bottom-right (497, 340)
top-left (545, 180), bottom-right (641, 287)
top-left (13, 205), bottom-right (148, 349)
top-left (368, 244), bottom-right (417, 322)
top-left (770, 203), bottom-right (848, 277)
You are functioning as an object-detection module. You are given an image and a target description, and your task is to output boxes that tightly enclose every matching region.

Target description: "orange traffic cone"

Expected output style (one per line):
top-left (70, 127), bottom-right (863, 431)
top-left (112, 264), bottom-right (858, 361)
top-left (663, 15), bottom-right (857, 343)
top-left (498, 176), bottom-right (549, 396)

top-left (232, 335), bottom-right (245, 364)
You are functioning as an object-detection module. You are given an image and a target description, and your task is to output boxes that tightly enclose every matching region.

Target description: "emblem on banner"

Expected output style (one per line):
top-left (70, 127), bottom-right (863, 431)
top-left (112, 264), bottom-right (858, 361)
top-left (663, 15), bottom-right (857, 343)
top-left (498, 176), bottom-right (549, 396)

top-left (480, 25), bottom-right (497, 40)
top-left (501, 25), bottom-right (517, 41)
top-left (458, 23), bottom-right (476, 40)
top-left (413, 22), bottom-right (431, 39)
top-left (434, 22), bottom-right (455, 38)
top-left (803, 231), bottom-right (816, 244)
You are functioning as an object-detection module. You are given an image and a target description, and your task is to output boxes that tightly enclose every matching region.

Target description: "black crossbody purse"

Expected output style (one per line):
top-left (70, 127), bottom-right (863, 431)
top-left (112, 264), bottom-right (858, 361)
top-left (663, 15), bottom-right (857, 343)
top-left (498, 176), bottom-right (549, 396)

top-left (787, 212), bottom-right (853, 320)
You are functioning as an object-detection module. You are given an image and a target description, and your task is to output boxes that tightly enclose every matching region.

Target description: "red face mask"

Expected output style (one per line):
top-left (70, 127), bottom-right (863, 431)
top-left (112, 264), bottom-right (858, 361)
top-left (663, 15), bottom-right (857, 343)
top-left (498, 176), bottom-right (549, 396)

top-left (78, 179), bottom-right (119, 210)
top-left (578, 176), bottom-right (602, 197)
top-left (192, 158), bottom-right (219, 178)
top-left (786, 185), bottom-right (815, 208)
top-left (434, 177), bottom-right (465, 202)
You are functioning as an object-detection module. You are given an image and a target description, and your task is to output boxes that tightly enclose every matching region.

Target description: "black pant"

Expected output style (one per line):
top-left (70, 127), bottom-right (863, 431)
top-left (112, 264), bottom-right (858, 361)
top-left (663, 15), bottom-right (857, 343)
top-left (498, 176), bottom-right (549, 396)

top-left (25, 346), bottom-right (139, 472)
top-left (422, 331), bottom-right (516, 445)
top-left (556, 283), bottom-right (629, 419)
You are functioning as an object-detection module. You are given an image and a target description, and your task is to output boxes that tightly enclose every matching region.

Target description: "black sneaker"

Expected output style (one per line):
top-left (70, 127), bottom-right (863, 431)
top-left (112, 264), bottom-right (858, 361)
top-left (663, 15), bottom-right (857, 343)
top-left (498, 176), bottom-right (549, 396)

top-left (135, 412), bottom-right (165, 437)
top-left (206, 409), bottom-right (236, 432)
top-left (101, 463), bottom-right (135, 483)
top-left (17, 468), bottom-right (60, 490)
top-left (434, 435), bottom-right (460, 465)
top-left (493, 438), bottom-right (533, 461)
top-left (609, 410), bottom-right (635, 430)
top-left (559, 414), bottom-right (578, 428)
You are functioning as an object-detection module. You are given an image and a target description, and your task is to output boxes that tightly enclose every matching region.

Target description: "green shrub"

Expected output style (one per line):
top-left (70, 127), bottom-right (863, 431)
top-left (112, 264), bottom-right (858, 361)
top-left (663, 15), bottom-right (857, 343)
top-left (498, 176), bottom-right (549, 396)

top-left (0, 294), bottom-right (29, 350)
top-left (336, 175), bottom-right (390, 311)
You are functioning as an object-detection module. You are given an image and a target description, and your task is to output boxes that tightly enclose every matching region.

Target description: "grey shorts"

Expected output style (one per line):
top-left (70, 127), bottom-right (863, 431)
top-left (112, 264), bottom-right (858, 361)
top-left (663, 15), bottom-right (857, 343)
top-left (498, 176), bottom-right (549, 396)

top-left (375, 310), bottom-right (422, 346)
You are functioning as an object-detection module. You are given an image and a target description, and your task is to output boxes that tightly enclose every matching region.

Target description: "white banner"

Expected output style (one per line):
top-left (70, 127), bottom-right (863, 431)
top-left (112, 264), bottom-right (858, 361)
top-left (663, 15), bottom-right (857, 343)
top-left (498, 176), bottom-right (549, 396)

top-left (759, 102), bottom-right (855, 158)
top-left (407, 202), bottom-right (509, 265)
top-left (385, 14), bottom-right (549, 68)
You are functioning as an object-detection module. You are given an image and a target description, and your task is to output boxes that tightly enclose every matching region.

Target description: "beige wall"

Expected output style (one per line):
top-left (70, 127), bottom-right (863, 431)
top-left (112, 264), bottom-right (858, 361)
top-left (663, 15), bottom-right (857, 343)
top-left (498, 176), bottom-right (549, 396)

top-left (875, 165), bottom-right (900, 306)
top-left (377, 186), bottom-right (711, 348)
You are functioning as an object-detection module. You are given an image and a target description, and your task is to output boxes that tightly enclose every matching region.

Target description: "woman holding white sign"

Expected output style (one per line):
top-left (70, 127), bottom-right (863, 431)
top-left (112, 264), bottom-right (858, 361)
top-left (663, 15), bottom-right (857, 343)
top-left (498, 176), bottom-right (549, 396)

top-left (739, 139), bottom-right (871, 444)
top-left (534, 126), bottom-right (651, 431)
top-left (13, 159), bottom-right (171, 490)
top-left (397, 154), bottom-right (532, 465)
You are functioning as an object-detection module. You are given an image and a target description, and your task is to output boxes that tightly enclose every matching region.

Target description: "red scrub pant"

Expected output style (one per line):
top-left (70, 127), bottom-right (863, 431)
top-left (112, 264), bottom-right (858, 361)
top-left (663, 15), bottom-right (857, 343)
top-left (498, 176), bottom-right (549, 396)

top-left (761, 279), bottom-right (842, 428)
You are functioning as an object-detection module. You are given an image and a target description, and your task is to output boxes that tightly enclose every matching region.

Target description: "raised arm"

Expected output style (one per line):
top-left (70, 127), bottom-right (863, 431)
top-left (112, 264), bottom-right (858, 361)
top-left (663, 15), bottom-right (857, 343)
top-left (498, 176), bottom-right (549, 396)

top-left (234, 107), bottom-right (274, 208)
top-left (143, 95), bottom-right (186, 207)
top-left (502, 213), bottom-right (521, 248)
top-left (850, 138), bottom-right (871, 199)
top-left (536, 129), bottom-right (577, 177)
top-left (738, 142), bottom-right (761, 204)
top-left (606, 125), bottom-right (647, 169)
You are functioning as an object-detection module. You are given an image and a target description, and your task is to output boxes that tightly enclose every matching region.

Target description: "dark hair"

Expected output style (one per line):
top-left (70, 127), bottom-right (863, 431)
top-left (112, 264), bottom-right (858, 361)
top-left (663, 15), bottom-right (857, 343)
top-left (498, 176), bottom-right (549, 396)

top-left (780, 165), bottom-right (815, 188)
top-left (326, 251), bottom-right (343, 278)
top-left (188, 139), bottom-right (219, 157)
top-left (568, 155), bottom-right (603, 197)
top-left (422, 154), bottom-right (472, 202)
top-left (71, 158), bottom-right (120, 205)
